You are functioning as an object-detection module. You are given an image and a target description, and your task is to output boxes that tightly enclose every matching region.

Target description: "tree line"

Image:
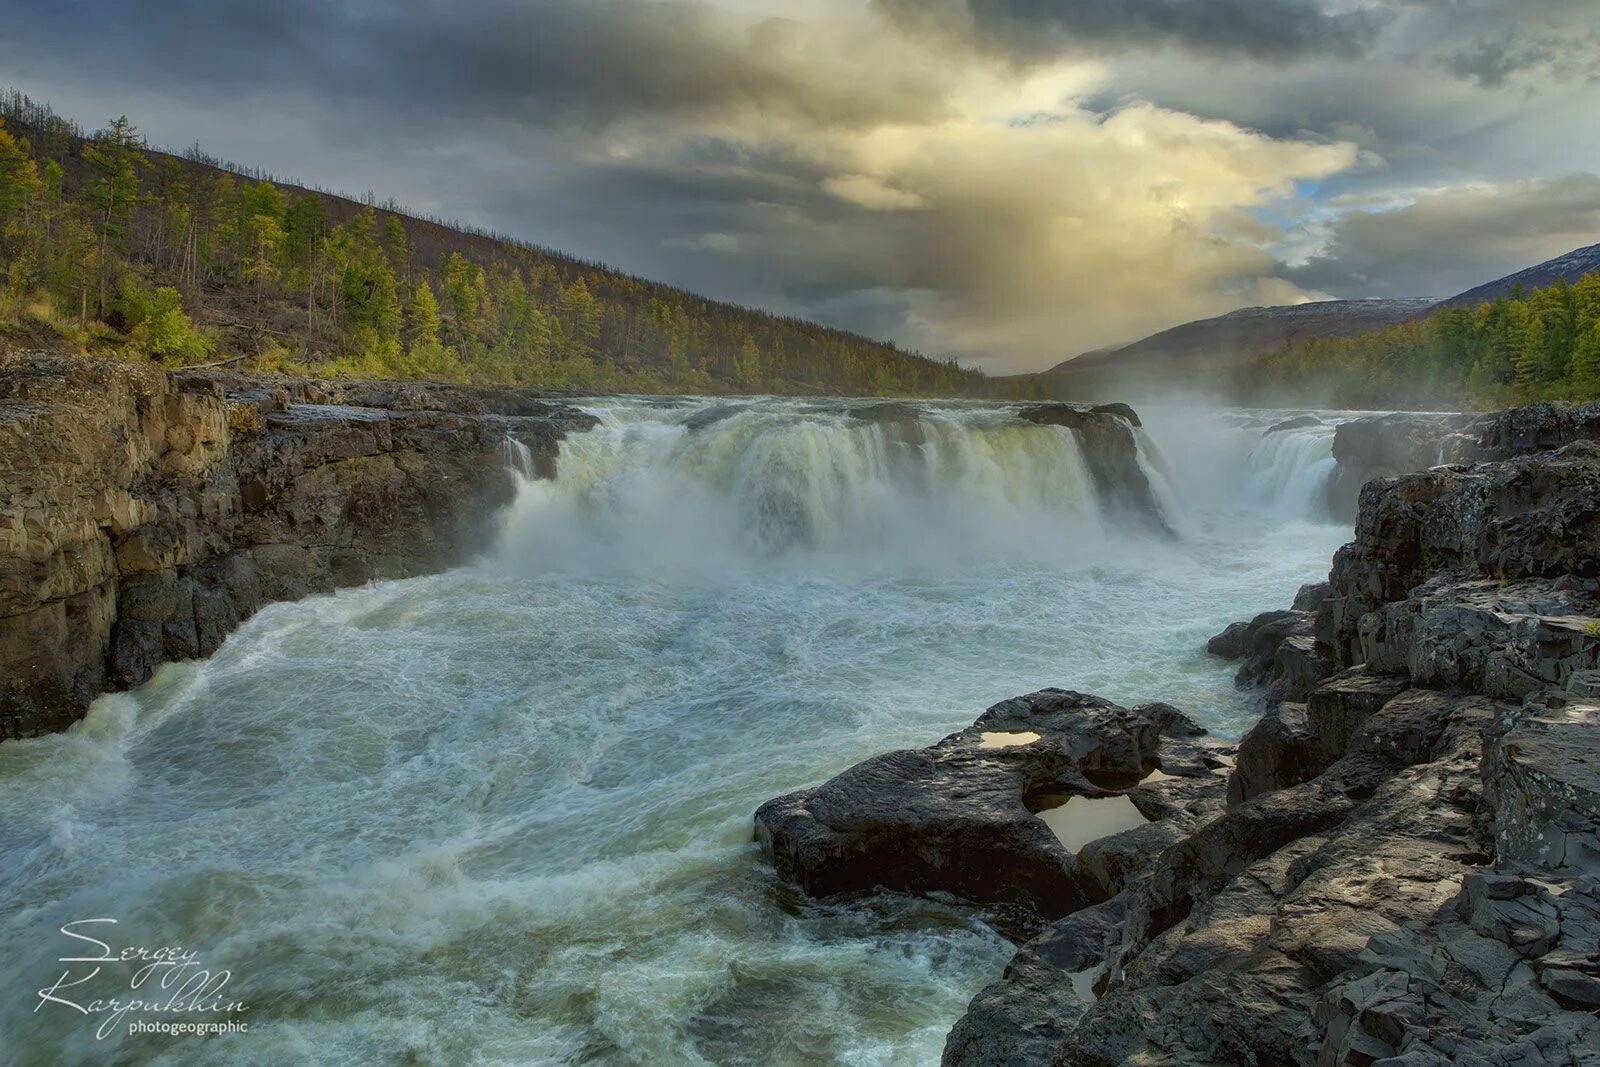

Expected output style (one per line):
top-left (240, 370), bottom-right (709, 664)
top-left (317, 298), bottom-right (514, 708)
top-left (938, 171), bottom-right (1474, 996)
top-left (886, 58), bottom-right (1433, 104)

top-left (0, 94), bottom-right (1046, 399)
top-left (1239, 272), bottom-right (1600, 409)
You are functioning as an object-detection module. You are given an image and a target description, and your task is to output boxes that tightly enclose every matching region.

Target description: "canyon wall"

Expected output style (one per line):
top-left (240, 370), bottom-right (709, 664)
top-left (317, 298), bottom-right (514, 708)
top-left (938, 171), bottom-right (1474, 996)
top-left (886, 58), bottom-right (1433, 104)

top-left (0, 354), bottom-right (593, 739)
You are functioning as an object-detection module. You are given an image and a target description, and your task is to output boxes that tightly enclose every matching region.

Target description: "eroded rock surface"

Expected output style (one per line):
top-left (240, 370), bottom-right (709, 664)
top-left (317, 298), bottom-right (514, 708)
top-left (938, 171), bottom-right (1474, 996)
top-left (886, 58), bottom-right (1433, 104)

top-left (0, 353), bottom-right (594, 738)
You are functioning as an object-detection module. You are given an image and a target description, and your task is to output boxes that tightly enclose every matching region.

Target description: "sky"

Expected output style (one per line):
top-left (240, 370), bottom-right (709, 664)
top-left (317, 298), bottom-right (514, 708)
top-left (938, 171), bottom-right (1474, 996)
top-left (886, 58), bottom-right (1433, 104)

top-left (5, 0), bottom-right (1600, 373)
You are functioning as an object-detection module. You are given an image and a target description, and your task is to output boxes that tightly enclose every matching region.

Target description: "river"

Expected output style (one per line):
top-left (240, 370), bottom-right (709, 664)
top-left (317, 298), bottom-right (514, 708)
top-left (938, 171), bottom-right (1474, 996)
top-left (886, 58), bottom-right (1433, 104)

top-left (1, 399), bottom-right (1350, 1065)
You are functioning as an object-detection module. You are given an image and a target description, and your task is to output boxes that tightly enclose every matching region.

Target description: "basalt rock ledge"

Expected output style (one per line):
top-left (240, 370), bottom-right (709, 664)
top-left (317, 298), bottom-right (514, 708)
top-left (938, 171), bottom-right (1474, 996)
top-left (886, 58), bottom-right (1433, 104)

top-left (0, 353), bottom-right (595, 739)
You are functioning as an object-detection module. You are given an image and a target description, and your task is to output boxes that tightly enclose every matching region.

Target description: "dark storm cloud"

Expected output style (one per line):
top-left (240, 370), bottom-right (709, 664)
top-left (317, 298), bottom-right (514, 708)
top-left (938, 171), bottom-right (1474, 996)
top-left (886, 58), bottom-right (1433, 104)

top-left (1395, 0), bottom-right (1600, 89)
top-left (1287, 174), bottom-right (1600, 298)
top-left (1439, 31), bottom-right (1600, 89)
top-left (6, 0), bottom-right (945, 130)
top-left (874, 0), bottom-right (1389, 63)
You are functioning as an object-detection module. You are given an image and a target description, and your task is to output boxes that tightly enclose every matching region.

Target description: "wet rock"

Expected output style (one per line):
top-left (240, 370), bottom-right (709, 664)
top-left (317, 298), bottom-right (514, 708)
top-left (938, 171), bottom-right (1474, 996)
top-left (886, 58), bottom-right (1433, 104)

top-left (1292, 581), bottom-right (1330, 612)
top-left (1016, 404), bottom-right (1171, 535)
top-left (1324, 411), bottom-right (1478, 522)
top-left (1203, 607), bottom-right (1292, 659)
top-left (1266, 414), bottom-right (1323, 435)
top-left (755, 690), bottom-right (1213, 940)
top-left (850, 400), bottom-right (927, 446)
top-left (1016, 403), bottom-right (1095, 431)
top-left (1089, 402), bottom-right (1141, 427)
top-left (942, 899), bottom-right (1125, 1067)
top-left (1214, 608), bottom-right (1337, 706)
top-left (683, 405), bottom-right (742, 432)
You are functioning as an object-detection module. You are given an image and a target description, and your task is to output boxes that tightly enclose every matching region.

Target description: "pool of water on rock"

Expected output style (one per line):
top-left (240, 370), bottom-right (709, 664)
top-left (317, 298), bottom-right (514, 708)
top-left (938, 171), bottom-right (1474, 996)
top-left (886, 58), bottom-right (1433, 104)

top-left (0, 399), bottom-right (1352, 1064)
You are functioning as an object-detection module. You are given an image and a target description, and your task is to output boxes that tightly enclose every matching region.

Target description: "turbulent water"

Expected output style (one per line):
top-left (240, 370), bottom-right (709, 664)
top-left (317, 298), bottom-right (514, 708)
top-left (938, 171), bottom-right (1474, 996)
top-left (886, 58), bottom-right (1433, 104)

top-left (1, 400), bottom-right (1351, 1065)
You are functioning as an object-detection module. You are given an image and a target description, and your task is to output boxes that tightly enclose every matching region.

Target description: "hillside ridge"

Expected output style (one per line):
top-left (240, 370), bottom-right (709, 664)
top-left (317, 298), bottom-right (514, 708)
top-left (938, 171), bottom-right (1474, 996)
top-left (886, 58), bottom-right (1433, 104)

top-left (0, 92), bottom-right (1037, 399)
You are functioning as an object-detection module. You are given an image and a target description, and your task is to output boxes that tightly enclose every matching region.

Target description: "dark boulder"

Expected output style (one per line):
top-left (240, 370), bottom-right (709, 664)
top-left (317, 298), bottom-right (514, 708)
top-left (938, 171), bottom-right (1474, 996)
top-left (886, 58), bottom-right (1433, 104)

top-left (755, 690), bottom-right (1216, 940)
top-left (1265, 414), bottom-right (1323, 435)
top-left (1471, 399), bottom-right (1600, 460)
top-left (1089, 402), bottom-right (1141, 427)
top-left (683, 405), bottom-right (742, 432)
top-left (1325, 411), bottom-right (1475, 521)
top-left (850, 400), bottom-right (926, 447)
top-left (942, 898), bottom-right (1126, 1067)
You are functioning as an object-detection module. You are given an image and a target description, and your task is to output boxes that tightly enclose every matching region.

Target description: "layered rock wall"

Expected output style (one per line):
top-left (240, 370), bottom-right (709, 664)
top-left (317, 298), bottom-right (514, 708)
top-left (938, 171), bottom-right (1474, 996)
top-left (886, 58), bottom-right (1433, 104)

top-left (0, 354), bottom-right (593, 739)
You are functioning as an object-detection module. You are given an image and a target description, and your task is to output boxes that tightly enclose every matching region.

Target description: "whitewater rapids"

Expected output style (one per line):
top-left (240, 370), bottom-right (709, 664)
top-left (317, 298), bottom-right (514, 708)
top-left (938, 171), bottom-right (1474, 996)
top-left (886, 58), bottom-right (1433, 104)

top-left (1, 399), bottom-right (1349, 1064)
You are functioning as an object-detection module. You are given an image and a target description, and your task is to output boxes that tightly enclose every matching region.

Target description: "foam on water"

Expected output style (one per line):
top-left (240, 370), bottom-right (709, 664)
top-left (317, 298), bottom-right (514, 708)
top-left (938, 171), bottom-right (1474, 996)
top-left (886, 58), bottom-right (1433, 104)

top-left (0, 398), bottom-right (1352, 1064)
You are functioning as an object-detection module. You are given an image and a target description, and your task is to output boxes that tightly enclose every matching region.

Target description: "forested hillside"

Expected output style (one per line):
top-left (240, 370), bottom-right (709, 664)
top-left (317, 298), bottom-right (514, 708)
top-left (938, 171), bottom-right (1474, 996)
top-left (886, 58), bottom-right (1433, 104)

top-left (1239, 272), bottom-right (1600, 409)
top-left (0, 94), bottom-right (1033, 398)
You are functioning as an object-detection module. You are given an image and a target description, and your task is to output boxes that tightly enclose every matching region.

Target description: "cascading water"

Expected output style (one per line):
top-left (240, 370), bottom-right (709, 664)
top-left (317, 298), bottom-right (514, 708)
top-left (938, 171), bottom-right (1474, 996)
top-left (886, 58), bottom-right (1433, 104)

top-left (1135, 407), bottom-right (1341, 528)
top-left (0, 398), bottom-right (1355, 1065)
top-left (500, 434), bottom-right (539, 481)
top-left (1240, 423), bottom-right (1338, 520)
top-left (497, 402), bottom-right (1116, 574)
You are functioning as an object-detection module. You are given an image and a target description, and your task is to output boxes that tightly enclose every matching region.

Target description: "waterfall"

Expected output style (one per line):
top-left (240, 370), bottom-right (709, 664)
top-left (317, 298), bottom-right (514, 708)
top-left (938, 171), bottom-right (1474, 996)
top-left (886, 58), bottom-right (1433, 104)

top-left (493, 402), bottom-right (1140, 571)
top-left (1074, 406), bottom-right (1346, 528)
top-left (500, 435), bottom-right (538, 481)
top-left (1242, 425), bottom-right (1337, 520)
top-left (494, 401), bottom-right (1349, 578)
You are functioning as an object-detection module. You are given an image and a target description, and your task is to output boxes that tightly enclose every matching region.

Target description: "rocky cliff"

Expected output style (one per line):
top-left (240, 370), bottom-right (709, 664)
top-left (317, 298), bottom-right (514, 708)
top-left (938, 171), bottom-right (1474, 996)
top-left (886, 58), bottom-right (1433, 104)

top-left (1323, 399), bottom-right (1600, 521)
top-left (0, 353), bottom-right (594, 739)
top-left (756, 401), bottom-right (1600, 1065)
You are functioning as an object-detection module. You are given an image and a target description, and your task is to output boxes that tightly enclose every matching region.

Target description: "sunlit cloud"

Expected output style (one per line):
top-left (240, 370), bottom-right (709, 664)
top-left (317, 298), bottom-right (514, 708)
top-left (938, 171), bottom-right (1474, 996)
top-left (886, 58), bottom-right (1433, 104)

top-left (3, 0), bottom-right (1596, 372)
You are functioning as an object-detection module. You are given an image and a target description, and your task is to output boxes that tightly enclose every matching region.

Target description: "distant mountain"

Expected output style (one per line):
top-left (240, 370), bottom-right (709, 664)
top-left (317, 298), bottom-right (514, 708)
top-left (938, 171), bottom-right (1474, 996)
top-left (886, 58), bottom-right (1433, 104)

top-left (1045, 299), bottom-right (1434, 392)
top-left (1044, 240), bottom-right (1600, 396)
top-left (1439, 243), bottom-right (1600, 309)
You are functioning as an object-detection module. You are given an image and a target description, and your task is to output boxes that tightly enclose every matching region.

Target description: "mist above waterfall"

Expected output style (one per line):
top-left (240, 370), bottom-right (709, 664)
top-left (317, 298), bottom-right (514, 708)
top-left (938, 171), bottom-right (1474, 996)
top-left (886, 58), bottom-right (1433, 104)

top-left (494, 399), bottom-right (1342, 581)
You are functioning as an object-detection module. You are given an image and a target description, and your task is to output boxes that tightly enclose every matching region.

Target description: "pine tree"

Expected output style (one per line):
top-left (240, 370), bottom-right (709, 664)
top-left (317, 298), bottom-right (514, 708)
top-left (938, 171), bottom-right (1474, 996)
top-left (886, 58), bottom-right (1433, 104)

top-left (0, 119), bottom-right (41, 219)
top-left (81, 116), bottom-right (146, 320)
top-left (406, 278), bottom-right (441, 348)
top-left (0, 119), bottom-right (42, 294)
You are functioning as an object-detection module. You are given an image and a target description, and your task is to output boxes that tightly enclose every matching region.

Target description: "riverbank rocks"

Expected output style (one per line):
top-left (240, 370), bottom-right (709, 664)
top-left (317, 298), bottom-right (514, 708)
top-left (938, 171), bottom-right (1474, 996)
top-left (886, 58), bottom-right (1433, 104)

top-left (754, 690), bottom-right (1225, 940)
top-left (1325, 411), bottom-right (1476, 521)
top-left (0, 353), bottom-right (595, 739)
top-left (1471, 399), bottom-right (1600, 460)
top-left (1323, 399), bottom-right (1600, 524)
top-left (1207, 604), bottom-right (1337, 706)
top-left (1484, 696), bottom-right (1600, 872)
